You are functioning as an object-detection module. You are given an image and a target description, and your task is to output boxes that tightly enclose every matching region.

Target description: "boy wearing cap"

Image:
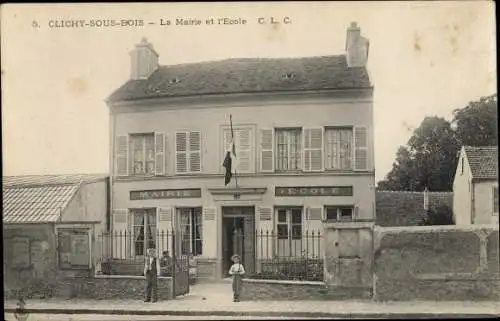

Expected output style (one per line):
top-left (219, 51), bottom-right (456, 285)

top-left (228, 254), bottom-right (245, 302)
top-left (144, 248), bottom-right (159, 302)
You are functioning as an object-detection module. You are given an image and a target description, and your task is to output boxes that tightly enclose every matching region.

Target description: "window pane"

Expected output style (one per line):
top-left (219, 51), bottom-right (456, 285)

top-left (277, 224), bottom-right (288, 239)
top-left (277, 209), bottom-right (287, 223)
top-left (340, 208), bottom-right (353, 221)
top-left (291, 224), bottom-right (302, 240)
top-left (291, 209), bottom-right (302, 224)
top-left (326, 208), bottom-right (338, 221)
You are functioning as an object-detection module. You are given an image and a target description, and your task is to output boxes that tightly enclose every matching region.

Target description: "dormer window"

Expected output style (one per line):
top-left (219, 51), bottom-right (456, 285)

top-left (169, 78), bottom-right (181, 84)
top-left (281, 72), bottom-right (296, 80)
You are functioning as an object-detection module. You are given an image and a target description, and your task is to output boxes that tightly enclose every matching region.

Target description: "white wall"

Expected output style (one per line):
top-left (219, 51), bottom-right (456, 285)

top-left (474, 180), bottom-right (498, 225)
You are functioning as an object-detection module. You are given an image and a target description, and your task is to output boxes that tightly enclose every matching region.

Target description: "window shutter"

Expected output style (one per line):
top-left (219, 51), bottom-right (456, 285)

top-left (116, 136), bottom-right (129, 176)
top-left (155, 132), bottom-right (165, 175)
top-left (354, 126), bottom-right (368, 171)
top-left (303, 128), bottom-right (323, 172)
top-left (189, 131), bottom-right (202, 172)
top-left (112, 209), bottom-right (129, 233)
top-left (157, 207), bottom-right (172, 257)
top-left (203, 207), bottom-right (216, 221)
top-left (238, 129), bottom-right (252, 173)
top-left (175, 132), bottom-right (188, 173)
top-left (260, 129), bottom-right (274, 172)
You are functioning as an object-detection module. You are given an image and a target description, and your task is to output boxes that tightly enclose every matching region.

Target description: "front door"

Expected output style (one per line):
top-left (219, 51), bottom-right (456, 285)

top-left (222, 207), bottom-right (255, 277)
top-left (132, 208), bottom-right (156, 257)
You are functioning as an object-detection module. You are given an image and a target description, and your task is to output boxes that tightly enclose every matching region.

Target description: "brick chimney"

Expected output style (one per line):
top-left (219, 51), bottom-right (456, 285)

top-left (130, 37), bottom-right (159, 80)
top-left (345, 22), bottom-right (370, 68)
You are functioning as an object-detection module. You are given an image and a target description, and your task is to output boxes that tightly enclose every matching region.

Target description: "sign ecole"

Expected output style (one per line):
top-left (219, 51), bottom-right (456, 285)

top-left (275, 186), bottom-right (353, 197)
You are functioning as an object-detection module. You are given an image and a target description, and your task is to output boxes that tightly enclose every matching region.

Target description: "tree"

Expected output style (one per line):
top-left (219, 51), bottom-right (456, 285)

top-left (378, 117), bottom-right (459, 191)
top-left (420, 204), bottom-right (454, 226)
top-left (377, 94), bottom-right (498, 192)
top-left (452, 94), bottom-right (498, 147)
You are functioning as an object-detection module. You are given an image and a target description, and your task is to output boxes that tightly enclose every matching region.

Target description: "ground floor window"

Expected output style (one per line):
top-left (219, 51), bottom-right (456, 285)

top-left (325, 206), bottom-right (354, 222)
top-left (275, 207), bottom-right (303, 257)
top-left (131, 208), bottom-right (157, 256)
top-left (58, 229), bottom-right (90, 269)
top-left (177, 207), bottom-right (203, 256)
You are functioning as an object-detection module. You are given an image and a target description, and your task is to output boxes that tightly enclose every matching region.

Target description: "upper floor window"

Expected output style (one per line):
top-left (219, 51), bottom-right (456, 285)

top-left (115, 132), bottom-right (165, 177)
top-left (131, 134), bottom-right (155, 175)
top-left (175, 131), bottom-right (202, 173)
top-left (325, 127), bottom-right (353, 170)
top-left (222, 126), bottom-right (254, 173)
top-left (275, 128), bottom-right (302, 171)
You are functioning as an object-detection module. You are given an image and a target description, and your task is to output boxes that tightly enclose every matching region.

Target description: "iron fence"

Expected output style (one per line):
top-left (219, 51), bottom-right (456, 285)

top-left (251, 229), bottom-right (324, 282)
top-left (97, 229), bottom-right (324, 281)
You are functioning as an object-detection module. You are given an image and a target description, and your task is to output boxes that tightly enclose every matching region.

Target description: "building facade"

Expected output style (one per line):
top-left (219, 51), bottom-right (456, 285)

top-left (453, 146), bottom-right (498, 225)
top-left (3, 174), bottom-right (109, 296)
top-left (107, 22), bottom-right (375, 279)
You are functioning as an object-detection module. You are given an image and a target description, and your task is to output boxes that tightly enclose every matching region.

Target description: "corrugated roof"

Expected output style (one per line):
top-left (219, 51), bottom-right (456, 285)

top-left (464, 146), bottom-right (498, 180)
top-left (107, 55), bottom-right (371, 103)
top-left (2, 174), bottom-right (107, 224)
top-left (3, 173), bottom-right (107, 188)
top-left (375, 190), bottom-right (454, 227)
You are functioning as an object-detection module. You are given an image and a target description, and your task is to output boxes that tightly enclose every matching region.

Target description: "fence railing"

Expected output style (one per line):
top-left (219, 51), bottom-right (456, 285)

top-left (97, 229), bottom-right (324, 281)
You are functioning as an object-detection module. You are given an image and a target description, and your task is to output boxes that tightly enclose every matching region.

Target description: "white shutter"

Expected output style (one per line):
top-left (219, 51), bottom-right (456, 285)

top-left (303, 128), bottom-right (323, 172)
top-left (112, 209), bottom-right (129, 259)
top-left (260, 129), bottom-right (274, 172)
top-left (157, 207), bottom-right (172, 257)
top-left (203, 207), bottom-right (216, 221)
top-left (175, 132), bottom-right (188, 173)
top-left (189, 131), bottom-right (202, 172)
top-left (354, 126), bottom-right (368, 171)
top-left (238, 128), bottom-right (252, 173)
top-left (155, 132), bottom-right (165, 175)
top-left (116, 136), bottom-right (129, 176)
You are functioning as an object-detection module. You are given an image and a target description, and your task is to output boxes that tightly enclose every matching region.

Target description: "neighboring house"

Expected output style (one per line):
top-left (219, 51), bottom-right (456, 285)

top-left (106, 22), bottom-right (375, 280)
top-left (375, 190), bottom-right (453, 227)
top-left (3, 174), bottom-right (109, 295)
top-left (453, 146), bottom-right (499, 225)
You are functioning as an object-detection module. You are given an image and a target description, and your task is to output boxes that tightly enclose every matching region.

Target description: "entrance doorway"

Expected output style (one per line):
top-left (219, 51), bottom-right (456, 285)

top-left (222, 206), bottom-right (255, 278)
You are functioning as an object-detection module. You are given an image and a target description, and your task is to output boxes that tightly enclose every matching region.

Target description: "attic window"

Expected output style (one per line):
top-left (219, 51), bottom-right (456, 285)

top-left (169, 78), bottom-right (181, 84)
top-left (281, 72), bottom-right (296, 80)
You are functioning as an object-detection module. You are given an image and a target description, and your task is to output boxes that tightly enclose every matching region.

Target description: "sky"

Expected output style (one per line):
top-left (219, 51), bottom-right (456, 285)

top-left (1, 2), bottom-right (497, 182)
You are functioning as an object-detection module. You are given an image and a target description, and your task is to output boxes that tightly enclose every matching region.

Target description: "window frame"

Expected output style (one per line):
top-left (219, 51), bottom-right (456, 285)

top-left (324, 126), bottom-right (354, 171)
top-left (129, 133), bottom-right (156, 177)
top-left (177, 207), bottom-right (203, 256)
top-left (274, 127), bottom-right (302, 172)
top-left (57, 228), bottom-right (91, 270)
top-left (324, 206), bottom-right (355, 222)
top-left (274, 206), bottom-right (303, 257)
top-left (130, 208), bottom-right (157, 257)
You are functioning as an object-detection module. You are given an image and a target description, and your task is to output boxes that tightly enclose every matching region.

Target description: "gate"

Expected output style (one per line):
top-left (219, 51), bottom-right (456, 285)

top-left (171, 230), bottom-right (189, 298)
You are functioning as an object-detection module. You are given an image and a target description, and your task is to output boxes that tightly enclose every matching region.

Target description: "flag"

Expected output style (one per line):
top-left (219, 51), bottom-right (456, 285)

top-left (223, 115), bottom-right (237, 186)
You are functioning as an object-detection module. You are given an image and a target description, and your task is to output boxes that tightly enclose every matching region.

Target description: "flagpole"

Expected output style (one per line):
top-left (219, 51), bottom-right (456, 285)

top-left (229, 114), bottom-right (239, 188)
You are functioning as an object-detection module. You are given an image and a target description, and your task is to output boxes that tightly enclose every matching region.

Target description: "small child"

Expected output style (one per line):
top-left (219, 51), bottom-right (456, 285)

top-left (228, 254), bottom-right (245, 302)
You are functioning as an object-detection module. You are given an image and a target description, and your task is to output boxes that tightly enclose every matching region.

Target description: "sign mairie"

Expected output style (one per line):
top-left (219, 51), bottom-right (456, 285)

top-left (130, 188), bottom-right (202, 200)
top-left (275, 186), bottom-right (353, 197)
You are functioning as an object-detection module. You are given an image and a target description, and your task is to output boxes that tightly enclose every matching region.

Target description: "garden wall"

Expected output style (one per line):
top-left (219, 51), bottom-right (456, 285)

top-left (240, 279), bottom-right (371, 301)
top-left (373, 225), bottom-right (500, 301)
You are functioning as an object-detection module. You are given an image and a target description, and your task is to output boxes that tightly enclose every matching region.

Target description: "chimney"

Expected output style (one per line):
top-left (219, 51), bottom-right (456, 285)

top-left (130, 37), bottom-right (159, 80)
top-left (345, 22), bottom-right (370, 67)
top-left (423, 187), bottom-right (429, 211)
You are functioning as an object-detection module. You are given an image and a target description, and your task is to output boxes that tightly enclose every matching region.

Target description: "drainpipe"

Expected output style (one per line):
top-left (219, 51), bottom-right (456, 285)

top-left (471, 181), bottom-right (475, 224)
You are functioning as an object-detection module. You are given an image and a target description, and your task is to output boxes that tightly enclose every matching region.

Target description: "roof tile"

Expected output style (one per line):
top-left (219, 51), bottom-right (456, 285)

top-left (464, 146), bottom-right (498, 180)
top-left (107, 55), bottom-right (371, 102)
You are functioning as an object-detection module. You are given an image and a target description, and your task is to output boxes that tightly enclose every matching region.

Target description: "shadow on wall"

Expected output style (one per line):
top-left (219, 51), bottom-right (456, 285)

top-left (373, 225), bottom-right (500, 301)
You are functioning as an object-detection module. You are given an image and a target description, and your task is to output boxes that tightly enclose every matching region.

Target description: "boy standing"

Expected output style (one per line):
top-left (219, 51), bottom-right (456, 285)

top-left (228, 254), bottom-right (245, 302)
top-left (144, 248), bottom-right (159, 302)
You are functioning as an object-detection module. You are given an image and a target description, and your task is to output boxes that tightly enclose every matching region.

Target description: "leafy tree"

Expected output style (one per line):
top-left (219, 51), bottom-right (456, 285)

top-left (420, 204), bottom-right (454, 226)
top-left (452, 94), bottom-right (498, 147)
top-left (378, 94), bottom-right (497, 192)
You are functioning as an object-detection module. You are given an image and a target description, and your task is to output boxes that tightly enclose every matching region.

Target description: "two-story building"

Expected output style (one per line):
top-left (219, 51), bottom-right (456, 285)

top-left (106, 22), bottom-right (375, 280)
